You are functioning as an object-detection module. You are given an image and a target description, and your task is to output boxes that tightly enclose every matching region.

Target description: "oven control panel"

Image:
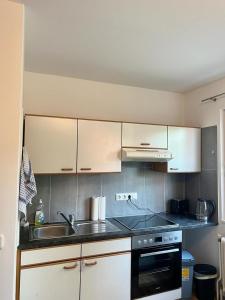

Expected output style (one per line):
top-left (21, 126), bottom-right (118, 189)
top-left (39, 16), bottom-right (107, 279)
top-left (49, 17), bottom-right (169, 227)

top-left (132, 230), bottom-right (182, 249)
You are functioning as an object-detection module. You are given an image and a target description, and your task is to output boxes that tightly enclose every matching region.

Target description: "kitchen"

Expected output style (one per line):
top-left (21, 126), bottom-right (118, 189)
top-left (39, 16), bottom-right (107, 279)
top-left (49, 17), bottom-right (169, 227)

top-left (1, 1), bottom-right (225, 300)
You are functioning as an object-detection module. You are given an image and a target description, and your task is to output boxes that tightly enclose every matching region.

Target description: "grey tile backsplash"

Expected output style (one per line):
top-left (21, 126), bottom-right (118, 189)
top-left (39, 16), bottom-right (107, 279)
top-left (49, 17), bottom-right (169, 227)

top-left (27, 162), bottom-right (185, 223)
top-left (27, 126), bottom-right (218, 223)
top-left (185, 126), bottom-right (218, 221)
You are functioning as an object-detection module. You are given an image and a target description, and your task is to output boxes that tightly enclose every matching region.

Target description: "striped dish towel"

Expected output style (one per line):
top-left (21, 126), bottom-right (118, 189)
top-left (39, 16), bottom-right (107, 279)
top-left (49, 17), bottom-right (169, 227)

top-left (18, 147), bottom-right (37, 219)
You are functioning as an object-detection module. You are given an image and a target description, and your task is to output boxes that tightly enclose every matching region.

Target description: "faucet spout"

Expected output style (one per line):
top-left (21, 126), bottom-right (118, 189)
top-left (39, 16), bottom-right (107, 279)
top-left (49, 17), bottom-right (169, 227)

top-left (57, 211), bottom-right (74, 227)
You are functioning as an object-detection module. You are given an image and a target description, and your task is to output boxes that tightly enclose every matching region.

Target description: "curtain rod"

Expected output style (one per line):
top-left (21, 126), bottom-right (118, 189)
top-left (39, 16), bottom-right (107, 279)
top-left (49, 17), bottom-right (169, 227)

top-left (201, 92), bottom-right (225, 103)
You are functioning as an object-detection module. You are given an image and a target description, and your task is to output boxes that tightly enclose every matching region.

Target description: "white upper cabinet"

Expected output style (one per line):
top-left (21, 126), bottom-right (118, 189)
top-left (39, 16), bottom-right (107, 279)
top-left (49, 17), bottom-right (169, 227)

top-left (25, 116), bottom-right (77, 174)
top-left (168, 126), bottom-right (201, 173)
top-left (77, 120), bottom-right (121, 173)
top-left (122, 123), bottom-right (168, 149)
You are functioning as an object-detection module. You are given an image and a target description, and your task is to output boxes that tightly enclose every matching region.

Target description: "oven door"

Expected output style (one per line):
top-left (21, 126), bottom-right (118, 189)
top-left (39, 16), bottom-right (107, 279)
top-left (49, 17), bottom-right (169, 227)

top-left (131, 243), bottom-right (181, 299)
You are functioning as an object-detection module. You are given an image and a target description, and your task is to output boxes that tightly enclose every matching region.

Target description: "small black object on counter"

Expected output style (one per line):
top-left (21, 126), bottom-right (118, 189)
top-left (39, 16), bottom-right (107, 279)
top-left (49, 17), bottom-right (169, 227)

top-left (169, 199), bottom-right (189, 215)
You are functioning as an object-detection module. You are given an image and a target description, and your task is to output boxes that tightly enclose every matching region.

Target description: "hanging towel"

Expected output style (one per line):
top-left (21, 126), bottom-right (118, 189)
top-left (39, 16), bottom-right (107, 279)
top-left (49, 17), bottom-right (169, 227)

top-left (18, 147), bottom-right (37, 219)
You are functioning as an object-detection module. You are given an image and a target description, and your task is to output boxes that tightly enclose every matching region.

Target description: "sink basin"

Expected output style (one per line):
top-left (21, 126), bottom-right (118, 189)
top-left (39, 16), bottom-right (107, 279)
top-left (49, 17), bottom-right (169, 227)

top-left (29, 220), bottom-right (121, 241)
top-left (30, 224), bottom-right (75, 240)
top-left (75, 220), bottom-right (120, 235)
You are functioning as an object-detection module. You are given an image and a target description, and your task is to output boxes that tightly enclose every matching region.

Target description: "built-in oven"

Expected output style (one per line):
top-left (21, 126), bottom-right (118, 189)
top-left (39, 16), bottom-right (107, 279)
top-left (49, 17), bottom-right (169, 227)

top-left (131, 230), bottom-right (182, 300)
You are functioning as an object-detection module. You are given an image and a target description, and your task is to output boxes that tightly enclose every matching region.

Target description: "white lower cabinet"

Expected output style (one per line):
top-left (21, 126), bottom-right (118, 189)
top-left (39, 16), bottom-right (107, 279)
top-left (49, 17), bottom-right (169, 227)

top-left (19, 239), bottom-right (131, 300)
top-left (80, 253), bottom-right (131, 300)
top-left (20, 260), bottom-right (80, 300)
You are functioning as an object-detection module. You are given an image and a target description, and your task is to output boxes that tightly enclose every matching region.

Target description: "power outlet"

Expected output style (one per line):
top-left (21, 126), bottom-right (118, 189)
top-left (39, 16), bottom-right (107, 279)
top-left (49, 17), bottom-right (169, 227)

top-left (116, 193), bottom-right (138, 201)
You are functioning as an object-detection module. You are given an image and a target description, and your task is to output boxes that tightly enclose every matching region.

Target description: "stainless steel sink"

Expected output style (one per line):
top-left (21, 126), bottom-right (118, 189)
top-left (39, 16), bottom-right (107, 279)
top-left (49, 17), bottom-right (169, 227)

top-left (29, 220), bottom-right (121, 241)
top-left (75, 220), bottom-right (120, 235)
top-left (30, 224), bottom-right (75, 240)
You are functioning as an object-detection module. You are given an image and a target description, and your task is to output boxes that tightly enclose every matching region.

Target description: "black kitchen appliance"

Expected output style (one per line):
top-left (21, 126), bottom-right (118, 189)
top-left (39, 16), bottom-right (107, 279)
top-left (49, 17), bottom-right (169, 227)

top-left (169, 199), bottom-right (189, 215)
top-left (131, 231), bottom-right (182, 299)
top-left (115, 215), bottom-right (182, 300)
top-left (115, 214), bottom-right (179, 231)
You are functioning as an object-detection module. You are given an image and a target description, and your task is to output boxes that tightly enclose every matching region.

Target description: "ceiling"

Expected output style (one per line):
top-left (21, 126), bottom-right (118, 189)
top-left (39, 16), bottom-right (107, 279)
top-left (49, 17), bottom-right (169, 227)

top-left (24, 0), bottom-right (225, 92)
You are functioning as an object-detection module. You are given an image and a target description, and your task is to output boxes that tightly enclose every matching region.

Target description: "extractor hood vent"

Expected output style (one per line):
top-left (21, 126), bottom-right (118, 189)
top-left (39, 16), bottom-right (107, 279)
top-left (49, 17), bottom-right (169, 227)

top-left (122, 148), bottom-right (174, 162)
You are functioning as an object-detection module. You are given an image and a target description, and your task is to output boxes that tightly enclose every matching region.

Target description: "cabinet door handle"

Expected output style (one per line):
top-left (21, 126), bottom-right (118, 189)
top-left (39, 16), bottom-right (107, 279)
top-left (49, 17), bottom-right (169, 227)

top-left (170, 168), bottom-right (179, 171)
top-left (140, 142), bottom-right (150, 146)
top-left (80, 168), bottom-right (92, 171)
top-left (61, 168), bottom-right (73, 171)
top-left (63, 263), bottom-right (78, 270)
top-left (84, 261), bottom-right (97, 267)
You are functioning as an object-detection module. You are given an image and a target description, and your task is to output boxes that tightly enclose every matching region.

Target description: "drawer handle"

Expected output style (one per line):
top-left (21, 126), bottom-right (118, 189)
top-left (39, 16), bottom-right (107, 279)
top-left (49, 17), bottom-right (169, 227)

top-left (80, 168), bottom-right (92, 171)
top-left (140, 143), bottom-right (150, 146)
top-left (84, 261), bottom-right (97, 267)
top-left (170, 168), bottom-right (179, 171)
top-left (63, 263), bottom-right (78, 270)
top-left (61, 168), bottom-right (73, 171)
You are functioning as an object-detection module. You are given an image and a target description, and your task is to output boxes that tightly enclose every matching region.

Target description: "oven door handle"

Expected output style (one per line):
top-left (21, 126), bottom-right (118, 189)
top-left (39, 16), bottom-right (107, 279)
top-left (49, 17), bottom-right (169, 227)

top-left (140, 248), bottom-right (179, 257)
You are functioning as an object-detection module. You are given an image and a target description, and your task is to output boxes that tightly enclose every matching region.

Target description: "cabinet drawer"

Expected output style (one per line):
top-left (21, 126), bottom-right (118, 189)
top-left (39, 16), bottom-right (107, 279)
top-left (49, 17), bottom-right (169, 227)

top-left (82, 238), bottom-right (131, 257)
top-left (21, 244), bottom-right (81, 266)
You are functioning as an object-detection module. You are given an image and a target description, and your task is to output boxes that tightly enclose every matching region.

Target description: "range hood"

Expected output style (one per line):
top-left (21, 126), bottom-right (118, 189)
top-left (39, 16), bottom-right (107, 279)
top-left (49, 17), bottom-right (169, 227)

top-left (122, 148), bottom-right (174, 162)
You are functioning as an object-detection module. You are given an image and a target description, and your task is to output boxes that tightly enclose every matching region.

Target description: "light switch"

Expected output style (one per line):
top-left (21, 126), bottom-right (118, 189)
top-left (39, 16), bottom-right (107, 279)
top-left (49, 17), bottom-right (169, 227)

top-left (0, 234), bottom-right (5, 249)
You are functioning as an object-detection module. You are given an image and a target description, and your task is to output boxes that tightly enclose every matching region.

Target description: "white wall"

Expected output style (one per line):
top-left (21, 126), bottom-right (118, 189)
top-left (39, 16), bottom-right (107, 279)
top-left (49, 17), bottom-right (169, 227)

top-left (184, 77), bottom-right (225, 269)
top-left (184, 77), bottom-right (225, 127)
top-left (0, 1), bottom-right (24, 300)
top-left (23, 71), bottom-right (185, 125)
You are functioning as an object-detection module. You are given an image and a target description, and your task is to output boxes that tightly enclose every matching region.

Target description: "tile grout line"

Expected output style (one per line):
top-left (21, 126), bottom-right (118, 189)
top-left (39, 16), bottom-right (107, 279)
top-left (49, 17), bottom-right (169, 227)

top-left (76, 175), bottom-right (78, 220)
top-left (49, 176), bottom-right (51, 222)
top-left (163, 174), bottom-right (166, 212)
top-left (100, 174), bottom-right (103, 197)
top-left (144, 167), bottom-right (146, 207)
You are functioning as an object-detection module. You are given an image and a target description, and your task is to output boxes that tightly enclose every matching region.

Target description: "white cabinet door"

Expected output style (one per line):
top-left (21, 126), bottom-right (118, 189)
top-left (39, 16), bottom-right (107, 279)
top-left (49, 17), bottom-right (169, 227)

top-left (80, 253), bottom-right (131, 300)
top-left (20, 260), bottom-right (80, 300)
top-left (122, 123), bottom-right (168, 149)
top-left (25, 116), bottom-right (77, 174)
top-left (77, 120), bottom-right (121, 173)
top-left (168, 127), bottom-right (201, 173)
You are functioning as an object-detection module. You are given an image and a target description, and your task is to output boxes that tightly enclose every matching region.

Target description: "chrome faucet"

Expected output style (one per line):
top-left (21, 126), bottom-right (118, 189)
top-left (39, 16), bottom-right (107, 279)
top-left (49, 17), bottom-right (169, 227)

top-left (57, 211), bottom-right (75, 226)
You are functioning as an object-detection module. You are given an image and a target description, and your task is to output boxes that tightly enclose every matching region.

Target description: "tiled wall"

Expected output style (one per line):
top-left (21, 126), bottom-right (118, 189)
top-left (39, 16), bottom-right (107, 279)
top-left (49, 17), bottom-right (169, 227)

top-left (27, 162), bottom-right (185, 223)
top-left (185, 126), bottom-right (218, 221)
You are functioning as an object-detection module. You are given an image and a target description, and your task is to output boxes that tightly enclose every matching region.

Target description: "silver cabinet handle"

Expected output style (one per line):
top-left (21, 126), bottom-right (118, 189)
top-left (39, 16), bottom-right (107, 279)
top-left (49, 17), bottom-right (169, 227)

top-left (140, 248), bottom-right (179, 257)
top-left (84, 261), bottom-right (97, 267)
top-left (140, 143), bottom-right (150, 146)
top-left (63, 263), bottom-right (78, 270)
top-left (80, 168), bottom-right (92, 171)
top-left (61, 168), bottom-right (73, 171)
top-left (170, 168), bottom-right (179, 171)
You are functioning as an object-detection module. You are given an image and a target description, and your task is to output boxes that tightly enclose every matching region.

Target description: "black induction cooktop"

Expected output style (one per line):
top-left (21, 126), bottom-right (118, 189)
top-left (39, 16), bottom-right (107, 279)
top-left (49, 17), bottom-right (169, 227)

top-left (115, 214), bottom-right (178, 231)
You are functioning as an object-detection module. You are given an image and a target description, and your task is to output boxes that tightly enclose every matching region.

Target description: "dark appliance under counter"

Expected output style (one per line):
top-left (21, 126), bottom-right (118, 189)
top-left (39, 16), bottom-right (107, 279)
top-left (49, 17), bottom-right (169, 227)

top-left (131, 231), bottom-right (182, 300)
top-left (114, 215), bottom-right (182, 299)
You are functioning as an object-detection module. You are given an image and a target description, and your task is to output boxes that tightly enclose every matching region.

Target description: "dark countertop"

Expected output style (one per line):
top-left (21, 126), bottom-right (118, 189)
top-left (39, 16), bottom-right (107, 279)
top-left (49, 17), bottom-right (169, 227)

top-left (18, 214), bottom-right (217, 250)
top-left (160, 213), bottom-right (217, 229)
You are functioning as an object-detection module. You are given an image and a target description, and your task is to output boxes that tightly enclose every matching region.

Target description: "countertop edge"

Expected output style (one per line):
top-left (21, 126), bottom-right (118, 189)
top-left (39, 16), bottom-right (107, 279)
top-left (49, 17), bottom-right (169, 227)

top-left (18, 215), bottom-right (217, 251)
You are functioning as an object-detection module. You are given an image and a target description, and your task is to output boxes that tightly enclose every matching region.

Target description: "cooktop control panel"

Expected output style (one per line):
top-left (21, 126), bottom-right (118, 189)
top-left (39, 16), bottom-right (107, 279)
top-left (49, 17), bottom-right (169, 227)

top-left (132, 230), bottom-right (182, 249)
